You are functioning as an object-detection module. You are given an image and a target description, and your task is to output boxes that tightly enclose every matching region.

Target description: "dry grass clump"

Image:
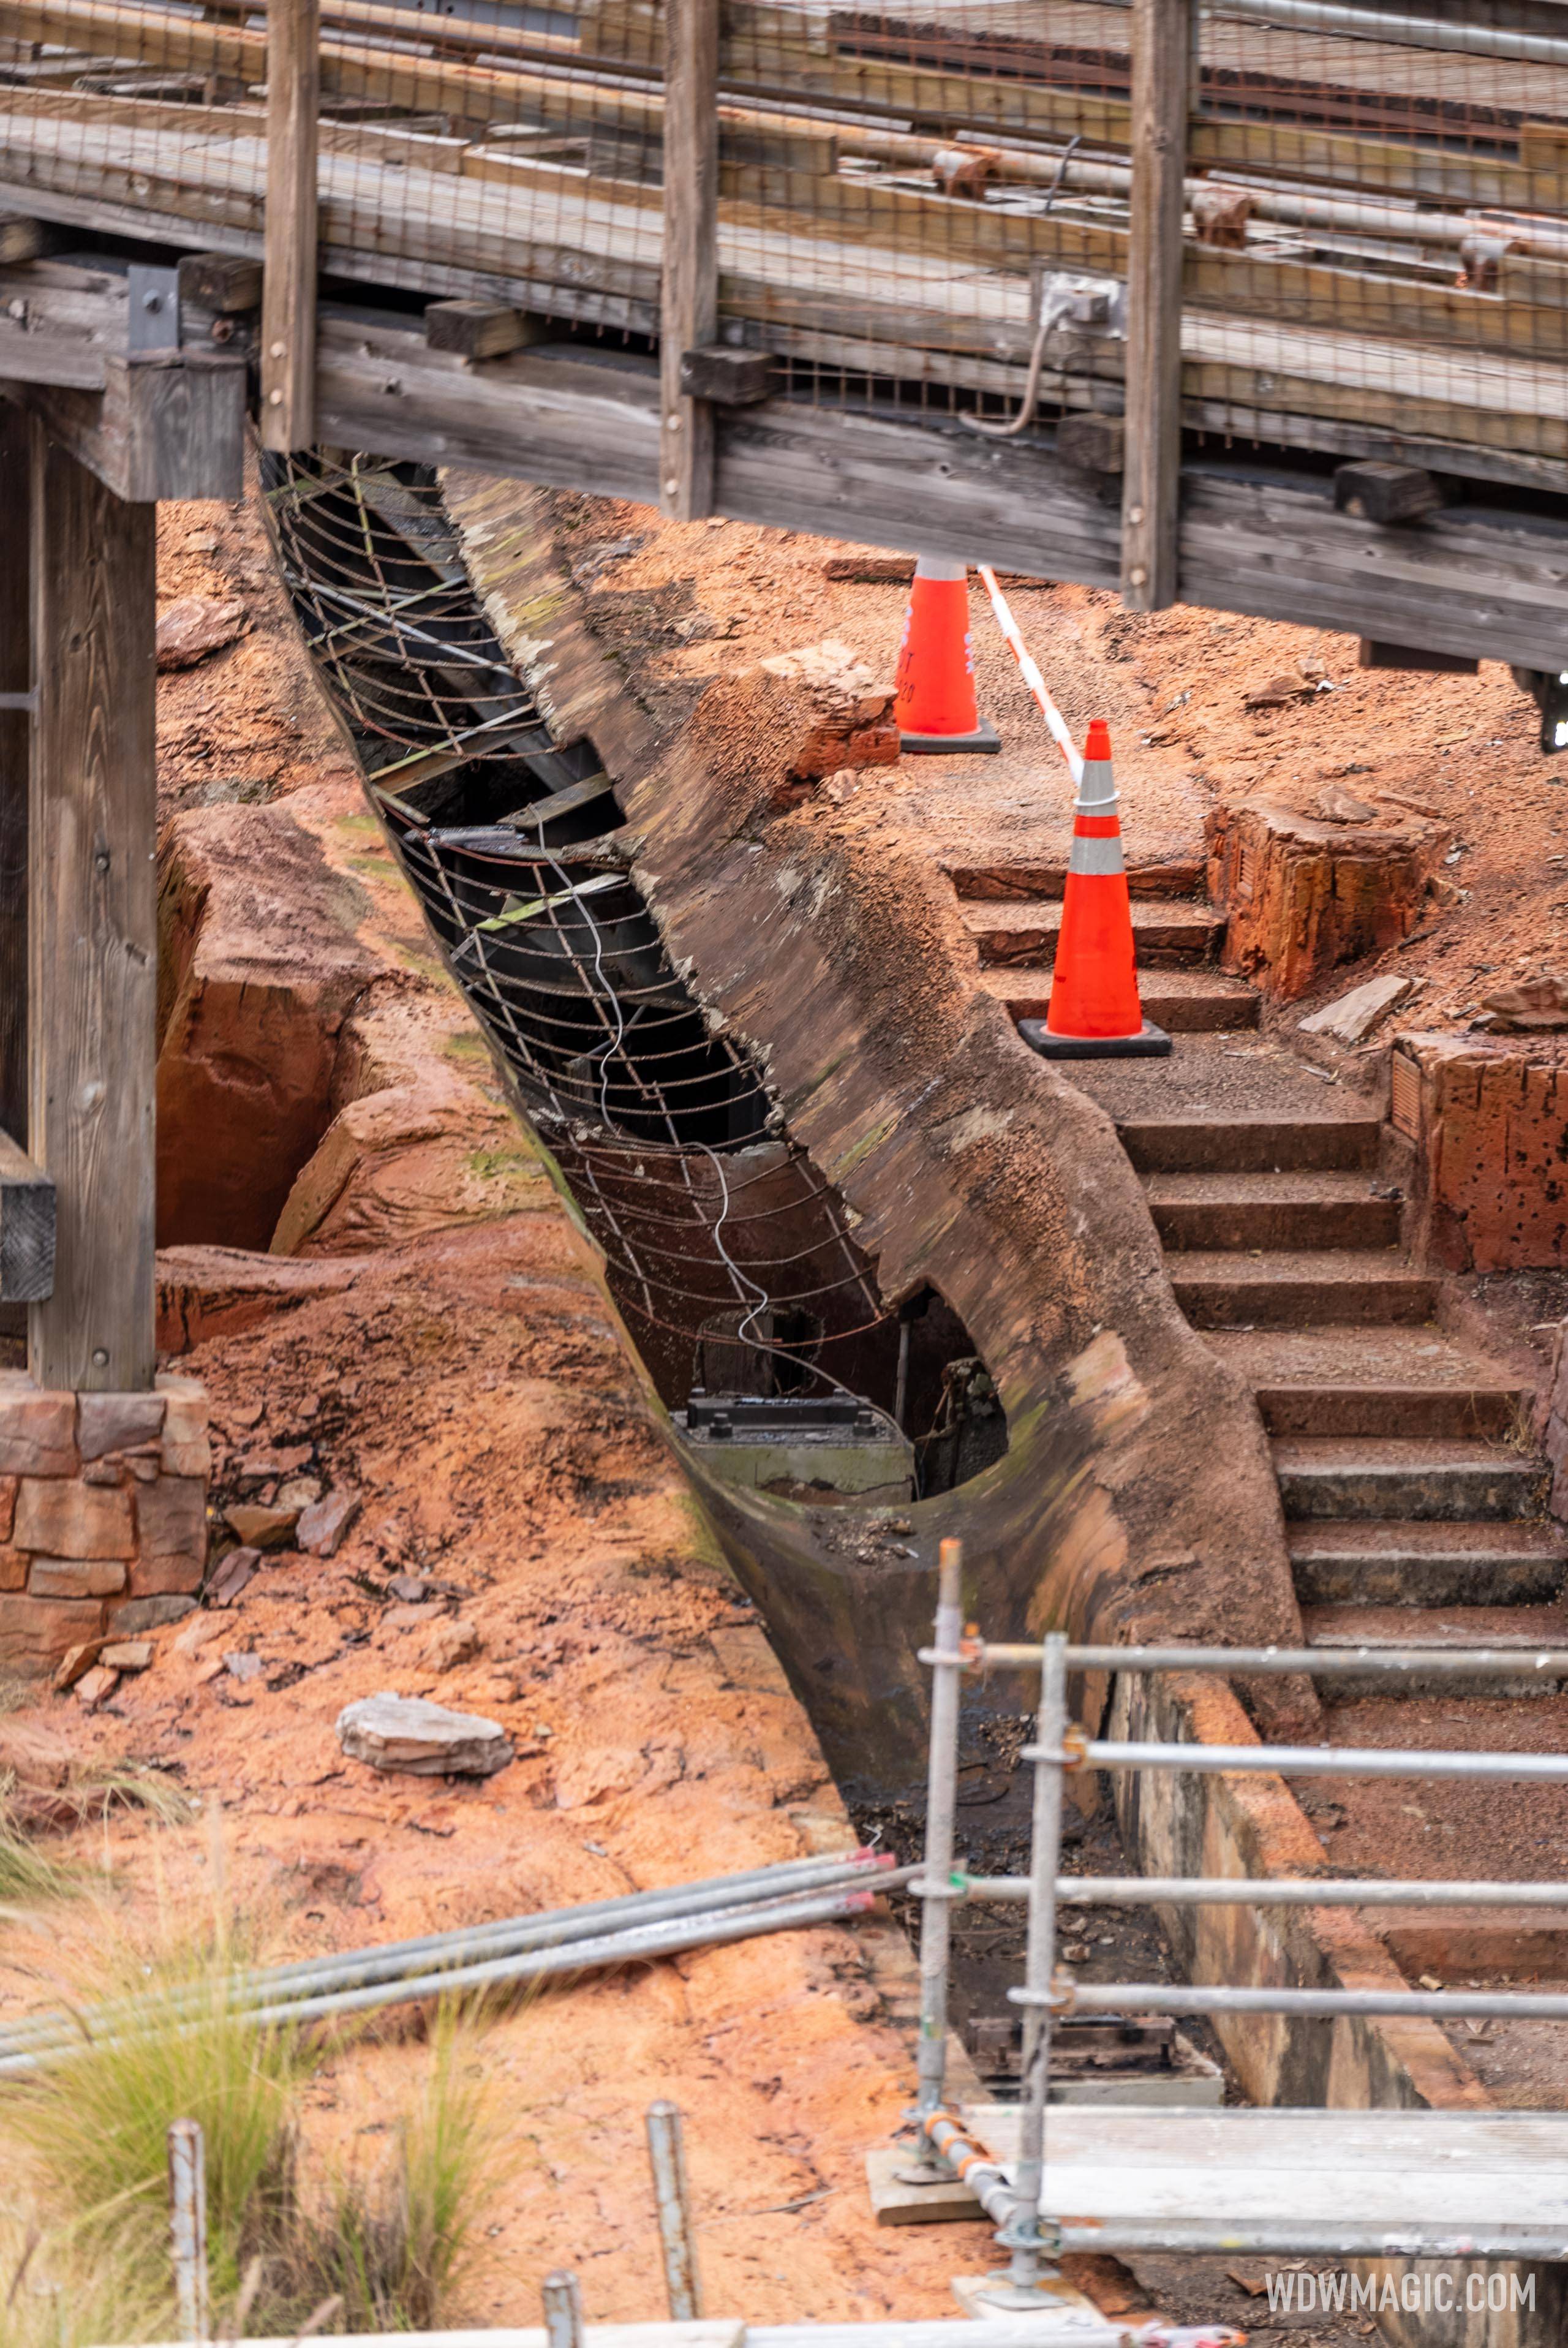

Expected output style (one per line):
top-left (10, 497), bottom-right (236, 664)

top-left (0, 1793), bottom-right (77, 1909)
top-left (0, 1914), bottom-right (502, 2336)
top-left (272, 2010), bottom-right (500, 2331)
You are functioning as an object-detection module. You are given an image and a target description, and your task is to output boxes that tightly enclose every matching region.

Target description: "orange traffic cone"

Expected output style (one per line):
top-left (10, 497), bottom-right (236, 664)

top-left (1020, 721), bottom-right (1171, 1060)
top-left (894, 556), bottom-right (1000, 755)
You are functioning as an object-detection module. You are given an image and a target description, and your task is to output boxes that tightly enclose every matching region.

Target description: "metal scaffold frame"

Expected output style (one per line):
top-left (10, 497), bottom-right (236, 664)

top-left (908, 1539), bottom-right (1568, 2294)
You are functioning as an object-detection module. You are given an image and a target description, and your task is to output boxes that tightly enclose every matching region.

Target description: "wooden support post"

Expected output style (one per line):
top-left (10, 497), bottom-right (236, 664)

top-left (260, 0), bottom-right (320, 451)
top-left (1121, 0), bottom-right (1191, 611)
top-left (28, 430), bottom-right (156, 1391)
top-left (660, 0), bottom-right (718, 522)
top-left (0, 403), bottom-right (28, 1167)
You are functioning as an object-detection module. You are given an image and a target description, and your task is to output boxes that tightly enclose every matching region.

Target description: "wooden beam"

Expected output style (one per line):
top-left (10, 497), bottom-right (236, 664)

top-left (1122, 0), bottom-right (1191, 611)
top-left (28, 426), bottom-right (155, 1390)
top-left (0, 1128), bottom-right (55, 1304)
top-left (424, 300), bottom-right (545, 360)
top-left (659, 0), bottom-right (718, 521)
top-left (20, 353), bottom-right (244, 500)
top-left (260, 0), bottom-right (319, 451)
top-left (680, 345), bottom-right (772, 407)
top-left (1333, 459), bottom-right (1446, 525)
top-left (0, 403), bottom-right (27, 1219)
top-left (309, 320), bottom-right (1568, 671)
top-left (178, 250), bottom-right (263, 314)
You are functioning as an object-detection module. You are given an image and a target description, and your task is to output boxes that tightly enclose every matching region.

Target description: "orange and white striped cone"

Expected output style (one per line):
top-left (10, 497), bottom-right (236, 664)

top-left (894, 556), bottom-right (1000, 755)
top-left (1019, 720), bottom-right (1171, 1060)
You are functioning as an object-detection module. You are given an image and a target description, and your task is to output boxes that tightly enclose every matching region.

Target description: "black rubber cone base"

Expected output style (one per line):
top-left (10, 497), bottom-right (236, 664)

top-left (899, 717), bottom-right (1001, 756)
top-left (1019, 1017), bottom-right (1173, 1060)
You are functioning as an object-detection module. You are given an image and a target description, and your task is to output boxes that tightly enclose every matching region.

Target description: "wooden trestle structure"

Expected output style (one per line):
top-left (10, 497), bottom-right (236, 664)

top-left (1, 0), bottom-right (1566, 1380)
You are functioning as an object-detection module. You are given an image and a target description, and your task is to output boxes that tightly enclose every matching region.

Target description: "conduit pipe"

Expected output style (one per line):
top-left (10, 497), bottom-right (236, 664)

top-left (0, 1856), bottom-right (911, 2072)
top-left (0, 1885), bottom-right (884, 2077)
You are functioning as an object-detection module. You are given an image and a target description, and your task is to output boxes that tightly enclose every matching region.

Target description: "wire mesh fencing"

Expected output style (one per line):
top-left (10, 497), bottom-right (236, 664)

top-left (0, 0), bottom-right (1560, 492)
top-left (259, 448), bottom-right (952, 1432)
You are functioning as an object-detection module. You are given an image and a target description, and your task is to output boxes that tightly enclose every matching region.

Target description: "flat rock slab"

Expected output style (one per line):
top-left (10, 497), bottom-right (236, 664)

top-left (336, 1689), bottom-right (514, 1776)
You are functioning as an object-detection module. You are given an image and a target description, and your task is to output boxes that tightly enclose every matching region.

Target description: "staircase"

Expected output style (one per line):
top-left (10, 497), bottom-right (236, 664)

top-left (955, 866), bottom-right (1568, 1688)
top-left (958, 867), bottom-right (1257, 1039)
top-left (1079, 1036), bottom-right (1568, 1690)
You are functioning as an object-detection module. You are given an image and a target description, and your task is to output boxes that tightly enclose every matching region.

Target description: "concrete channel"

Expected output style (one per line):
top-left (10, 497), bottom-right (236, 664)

top-left (254, 451), bottom-right (1568, 2344)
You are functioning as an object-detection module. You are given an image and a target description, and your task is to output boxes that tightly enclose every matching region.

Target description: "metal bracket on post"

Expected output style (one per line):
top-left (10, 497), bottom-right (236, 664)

top-left (127, 263), bottom-right (180, 355)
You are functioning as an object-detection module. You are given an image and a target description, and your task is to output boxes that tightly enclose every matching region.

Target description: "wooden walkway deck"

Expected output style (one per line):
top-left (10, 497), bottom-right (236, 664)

top-left (1, 0), bottom-right (1565, 666)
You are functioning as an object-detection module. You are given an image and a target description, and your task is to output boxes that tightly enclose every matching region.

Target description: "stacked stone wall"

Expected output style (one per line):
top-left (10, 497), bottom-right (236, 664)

top-left (0, 1370), bottom-right (209, 1677)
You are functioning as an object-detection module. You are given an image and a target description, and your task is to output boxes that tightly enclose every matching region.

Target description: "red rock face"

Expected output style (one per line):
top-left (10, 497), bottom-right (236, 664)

top-left (156, 806), bottom-right (381, 1250)
top-left (1392, 1032), bottom-right (1568, 1272)
top-left (1205, 799), bottom-right (1451, 1001)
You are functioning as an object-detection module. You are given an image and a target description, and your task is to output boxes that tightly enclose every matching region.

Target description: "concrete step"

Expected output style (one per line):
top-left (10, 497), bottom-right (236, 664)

top-left (983, 966), bottom-right (1259, 1035)
top-left (1146, 1170), bottom-right (1398, 1251)
top-left (1288, 1519), bottom-right (1568, 1607)
top-left (1302, 1602), bottom-right (1568, 1696)
top-left (962, 898), bottom-right (1223, 970)
top-left (1116, 1112), bottom-right (1383, 1174)
top-left (1071, 1035), bottom-right (1385, 1171)
top-left (1275, 1436), bottom-right (1550, 1522)
top-left (1205, 1327), bottom-right (1529, 1439)
top-left (948, 859), bottom-right (1207, 902)
top-left (1171, 1248), bottom-right (1439, 1329)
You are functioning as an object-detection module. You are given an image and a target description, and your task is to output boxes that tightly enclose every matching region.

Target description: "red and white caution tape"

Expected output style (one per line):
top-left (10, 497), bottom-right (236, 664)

top-left (976, 564), bottom-right (1084, 785)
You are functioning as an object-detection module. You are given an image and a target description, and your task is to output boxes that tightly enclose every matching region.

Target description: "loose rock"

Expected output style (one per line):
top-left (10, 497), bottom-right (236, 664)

top-left (99, 1640), bottom-right (153, 1673)
top-left (413, 1617), bottom-right (483, 1673)
top-left (1476, 972), bottom-right (1568, 1033)
top-left (53, 1639), bottom-right (107, 1693)
top-left (336, 1690), bottom-right (513, 1776)
top-left (297, 1487), bottom-right (361, 1557)
top-left (156, 596), bottom-right (247, 671)
top-left (207, 1546), bottom-right (260, 1606)
top-left (224, 1503), bottom-right (300, 1549)
top-left (1298, 972), bottom-right (1417, 1044)
top-left (75, 1664), bottom-right (119, 1710)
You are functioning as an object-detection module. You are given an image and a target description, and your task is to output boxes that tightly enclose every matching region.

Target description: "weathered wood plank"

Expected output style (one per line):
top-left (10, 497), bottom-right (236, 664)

top-left (260, 0), bottom-right (318, 450)
top-left (5, 105), bottom-right (1562, 382)
top-left (20, 353), bottom-right (244, 500)
top-left (0, 330), bottom-right (109, 390)
top-left (1123, 0), bottom-right (1189, 609)
top-left (28, 429), bottom-right (155, 1390)
top-left (660, 0), bottom-right (718, 521)
top-left (0, 402), bottom-right (27, 1177)
top-left (311, 319), bottom-right (1568, 668)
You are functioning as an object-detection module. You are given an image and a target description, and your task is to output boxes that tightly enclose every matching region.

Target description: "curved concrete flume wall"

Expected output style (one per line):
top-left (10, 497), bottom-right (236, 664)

top-left (442, 474), bottom-right (1314, 1794)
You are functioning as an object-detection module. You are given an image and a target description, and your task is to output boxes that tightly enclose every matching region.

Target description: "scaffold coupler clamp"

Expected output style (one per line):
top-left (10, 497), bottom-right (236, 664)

top-left (894, 2101), bottom-right (959, 2186)
top-left (993, 2200), bottom-right (1066, 2266)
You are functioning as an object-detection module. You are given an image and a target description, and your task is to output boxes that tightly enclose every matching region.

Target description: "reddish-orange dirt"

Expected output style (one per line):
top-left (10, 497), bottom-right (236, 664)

top-left (7, 473), bottom-right (1561, 2329)
top-left (563, 498), bottom-right (1564, 1032)
top-left (1, 482), bottom-right (1013, 2322)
